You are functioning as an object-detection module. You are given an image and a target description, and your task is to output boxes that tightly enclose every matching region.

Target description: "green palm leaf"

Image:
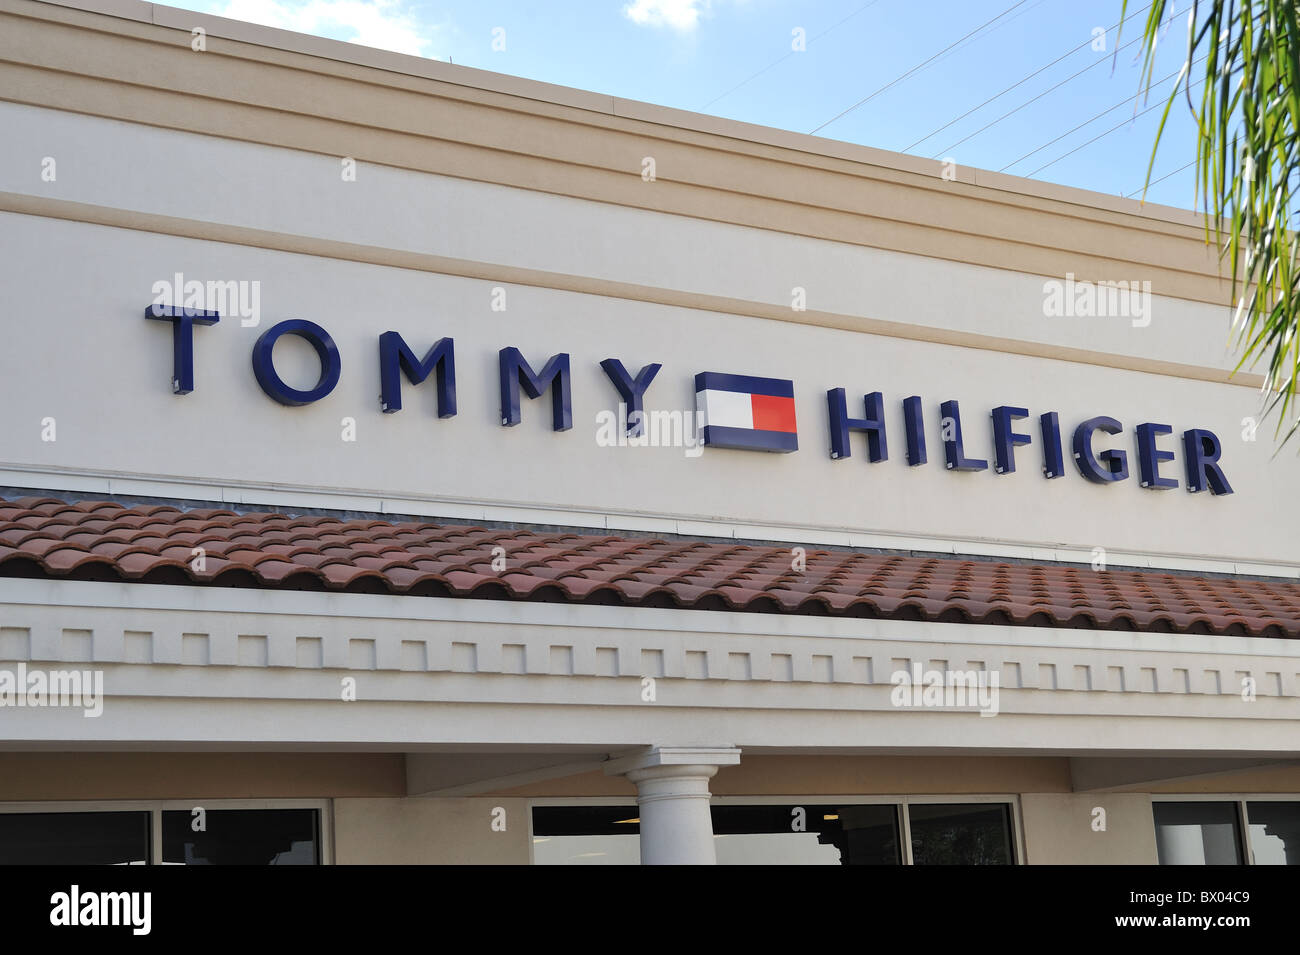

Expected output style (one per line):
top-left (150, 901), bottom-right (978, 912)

top-left (1122, 0), bottom-right (1300, 448)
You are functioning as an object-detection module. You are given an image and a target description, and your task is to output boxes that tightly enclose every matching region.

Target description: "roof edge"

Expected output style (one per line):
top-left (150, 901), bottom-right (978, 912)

top-left (35, 0), bottom-right (1208, 229)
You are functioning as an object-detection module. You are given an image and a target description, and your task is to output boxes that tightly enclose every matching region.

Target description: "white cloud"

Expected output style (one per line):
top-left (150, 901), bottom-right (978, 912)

top-left (209, 0), bottom-right (437, 57)
top-left (624, 0), bottom-right (710, 32)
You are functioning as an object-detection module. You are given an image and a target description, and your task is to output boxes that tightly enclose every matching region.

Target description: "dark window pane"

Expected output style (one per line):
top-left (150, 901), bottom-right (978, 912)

top-left (0, 811), bottom-right (150, 865)
top-left (1153, 802), bottom-right (1243, 865)
top-left (1246, 802), bottom-right (1299, 865)
top-left (532, 806), bottom-right (639, 836)
top-left (531, 804), bottom-right (901, 865)
top-left (162, 809), bottom-right (319, 865)
top-left (531, 806), bottom-right (641, 865)
top-left (712, 805), bottom-right (900, 865)
top-left (834, 806), bottom-right (903, 865)
top-left (908, 803), bottom-right (1015, 865)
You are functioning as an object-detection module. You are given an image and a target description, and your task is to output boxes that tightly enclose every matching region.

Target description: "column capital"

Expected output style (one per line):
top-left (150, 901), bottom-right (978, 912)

top-left (602, 745), bottom-right (742, 777)
top-left (603, 746), bottom-right (740, 864)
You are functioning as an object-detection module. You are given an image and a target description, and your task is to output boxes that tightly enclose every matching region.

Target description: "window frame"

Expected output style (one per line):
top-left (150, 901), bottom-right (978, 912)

top-left (526, 794), bottom-right (1025, 865)
top-left (0, 798), bottom-right (333, 865)
top-left (1151, 793), bottom-right (1300, 866)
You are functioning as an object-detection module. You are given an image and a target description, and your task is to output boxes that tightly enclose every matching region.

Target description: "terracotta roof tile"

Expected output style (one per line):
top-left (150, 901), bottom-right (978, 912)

top-left (0, 496), bottom-right (1295, 638)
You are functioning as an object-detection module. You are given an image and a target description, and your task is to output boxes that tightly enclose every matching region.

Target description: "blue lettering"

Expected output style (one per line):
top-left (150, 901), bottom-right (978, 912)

top-left (143, 305), bottom-right (220, 395)
top-left (991, 405), bottom-right (1031, 474)
top-left (378, 333), bottom-right (456, 417)
top-left (940, 399), bottom-right (987, 471)
top-left (827, 389), bottom-right (887, 461)
top-left (1183, 428), bottom-right (1233, 494)
top-left (499, 348), bottom-right (572, 431)
top-left (903, 395), bottom-right (927, 466)
top-left (1040, 411), bottom-right (1064, 479)
top-left (1136, 422), bottom-right (1178, 489)
top-left (251, 319), bottom-right (341, 406)
top-left (1072, 416), bottom-right (1129, 483)
top-left (599, 359), bottom-right (661, 436)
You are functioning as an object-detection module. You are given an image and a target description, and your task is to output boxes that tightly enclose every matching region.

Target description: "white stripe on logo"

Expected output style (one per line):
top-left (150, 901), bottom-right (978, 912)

top-left (696, 389), bottom-right (754, 430)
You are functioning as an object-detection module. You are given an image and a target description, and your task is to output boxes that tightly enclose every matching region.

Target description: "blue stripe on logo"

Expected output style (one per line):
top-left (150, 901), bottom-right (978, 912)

top-left (701, 425), bottom-right (799, 453)
top-left (694, 372), bottom-right (795, 398)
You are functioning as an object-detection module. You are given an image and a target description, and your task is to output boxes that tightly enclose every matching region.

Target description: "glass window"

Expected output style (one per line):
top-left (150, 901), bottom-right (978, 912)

top-left (0, 811), bottom-right (150, 865)
top-left (532, 803), bottom-right (903, 865)
top-left (532, 806), bottom-right (641, 865)
top-left (1246, 801), bottom-right (1300, 865)
top-left (1153, 801), bottom-right (1243, 865)
top-left (161, 808), bottom-right (320, 865)
top-left (712, 804), bottom-right (900, 865)
top-left (908, 803), bottom-right (1015, 865)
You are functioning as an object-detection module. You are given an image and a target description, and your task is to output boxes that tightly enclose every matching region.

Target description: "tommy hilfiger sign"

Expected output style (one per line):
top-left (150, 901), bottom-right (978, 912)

top-left (144, 307), bottom-right (1233, 495)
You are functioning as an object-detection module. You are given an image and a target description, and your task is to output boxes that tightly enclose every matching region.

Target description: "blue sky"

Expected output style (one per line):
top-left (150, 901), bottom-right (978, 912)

top-left (179, 0), bottom-right (1204, 208)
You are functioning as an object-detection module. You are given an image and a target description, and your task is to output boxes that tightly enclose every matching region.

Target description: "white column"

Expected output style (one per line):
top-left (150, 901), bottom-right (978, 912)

top-left (604, 746), bottom-right (741, 865)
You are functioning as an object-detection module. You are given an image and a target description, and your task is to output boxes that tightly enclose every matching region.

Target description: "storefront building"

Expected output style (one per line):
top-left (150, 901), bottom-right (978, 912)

top-left (0, 0), bottom-right (1298, 864)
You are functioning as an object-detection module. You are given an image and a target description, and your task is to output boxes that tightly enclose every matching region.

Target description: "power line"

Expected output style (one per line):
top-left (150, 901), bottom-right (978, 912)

top-left (929, 1), bottom-right (1188, 159)
top-left (1125, 159), bottom-right (1197, 198)
top-left (1002, 55), bottom-right (1204, 174)
top-left (903, 2), bottom-right (1154, 153)
top-left (808, 0), bottom-right (1033, 136)
top-left (931, 31), bottom-right (1148, 158)
top-left (898, 0), bottom-right (1051, 87)
top-left (1023, 74), bottom-right (1207, 178)
top-left (699, 0), bottom-right (887, 111)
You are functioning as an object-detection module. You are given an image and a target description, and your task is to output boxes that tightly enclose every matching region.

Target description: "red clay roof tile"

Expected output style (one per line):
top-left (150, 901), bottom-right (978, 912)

top-left (0, 496), bottom-right (1295, 639)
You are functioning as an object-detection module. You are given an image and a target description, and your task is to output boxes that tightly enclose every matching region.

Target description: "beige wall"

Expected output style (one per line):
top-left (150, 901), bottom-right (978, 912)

top-left (1146, 763), bottom-right (1300, 793)
top-left (0, 751), bottom-right (1289, 863)
top-left (1, 1), bottom-right (1290, 572)
top-left (334, 790), bottom-right (1161, 865)
top-left (0, 0), bottom-right (1236, 307)
top-left (1020, 793), bottom-right (1158, 864)
top-left (0, 752), bottom-right (406, 800)
top-left (0, 750), bottom-right (1283, 801)
top-left (712, 756), bottom-right (1074, 796)
top-left (0, 0), bottom-right (1291, 864)
top-left (494, 755), bottom-right (1074, 797)
top-left (334, 797), bottom-right (530, 864)
top-left (2, 211), bottom-right (1284, 571)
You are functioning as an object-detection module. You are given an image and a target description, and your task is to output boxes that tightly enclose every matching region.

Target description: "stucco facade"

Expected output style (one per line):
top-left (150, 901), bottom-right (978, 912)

top-left (0, 0), bottom-right (1297, 865)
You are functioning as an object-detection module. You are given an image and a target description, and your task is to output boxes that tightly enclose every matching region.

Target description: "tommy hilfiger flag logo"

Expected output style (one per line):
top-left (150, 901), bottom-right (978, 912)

top-left (695, 372), bottom-right (798, 453)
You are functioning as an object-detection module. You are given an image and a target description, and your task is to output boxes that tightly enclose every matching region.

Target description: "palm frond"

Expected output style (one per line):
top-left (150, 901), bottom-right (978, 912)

top-left (1120, 0), bottom-right (1300, 447)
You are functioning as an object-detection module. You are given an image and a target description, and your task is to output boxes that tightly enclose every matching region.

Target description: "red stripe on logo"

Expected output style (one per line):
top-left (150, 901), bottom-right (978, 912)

top-left (750, 394), bottom-right (797, 433)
